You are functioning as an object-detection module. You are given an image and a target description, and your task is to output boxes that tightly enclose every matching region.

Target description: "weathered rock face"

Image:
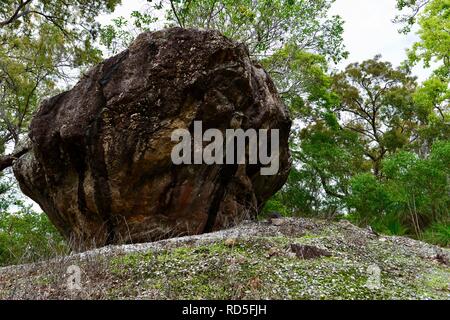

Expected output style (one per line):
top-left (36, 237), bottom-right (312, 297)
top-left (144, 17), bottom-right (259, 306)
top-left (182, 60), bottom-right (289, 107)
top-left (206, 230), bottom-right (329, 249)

top-left (13, 28), bottom-right (291, 250)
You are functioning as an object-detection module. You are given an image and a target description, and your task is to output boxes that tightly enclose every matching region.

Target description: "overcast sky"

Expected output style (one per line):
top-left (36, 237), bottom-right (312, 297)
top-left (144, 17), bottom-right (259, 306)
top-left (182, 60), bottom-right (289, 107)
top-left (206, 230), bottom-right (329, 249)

top-left (330, 0), bottom-right (431, 81)
top-left (98, 0), bottom-right (431, 81)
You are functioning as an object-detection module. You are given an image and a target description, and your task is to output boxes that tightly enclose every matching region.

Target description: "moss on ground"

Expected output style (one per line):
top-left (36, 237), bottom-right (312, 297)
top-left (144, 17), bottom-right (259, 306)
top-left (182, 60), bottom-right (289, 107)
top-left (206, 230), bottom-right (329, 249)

top-left (108, 235), bottom-right (449, 300)
top-left (0, 218), bottom-right (448, 300)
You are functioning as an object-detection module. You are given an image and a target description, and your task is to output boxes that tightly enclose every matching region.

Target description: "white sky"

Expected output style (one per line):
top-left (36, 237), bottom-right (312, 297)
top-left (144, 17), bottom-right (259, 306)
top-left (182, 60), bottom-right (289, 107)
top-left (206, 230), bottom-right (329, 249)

top-left (330, 0), bottom-right (431, 81)
top-left (98, 0), bottom-right (432, 82)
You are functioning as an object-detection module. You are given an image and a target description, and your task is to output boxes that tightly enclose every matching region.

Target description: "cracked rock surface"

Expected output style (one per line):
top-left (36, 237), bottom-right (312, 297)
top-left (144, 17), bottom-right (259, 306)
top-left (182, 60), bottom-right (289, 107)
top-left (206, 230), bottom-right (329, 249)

top-left (13, 28), bottom-right (291, 250)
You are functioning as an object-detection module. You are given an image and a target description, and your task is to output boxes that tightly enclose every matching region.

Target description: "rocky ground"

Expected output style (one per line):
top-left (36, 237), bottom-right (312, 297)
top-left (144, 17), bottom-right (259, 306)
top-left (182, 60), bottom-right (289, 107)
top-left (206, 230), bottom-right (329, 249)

top-left (0, 217), bottom-right (448, 300)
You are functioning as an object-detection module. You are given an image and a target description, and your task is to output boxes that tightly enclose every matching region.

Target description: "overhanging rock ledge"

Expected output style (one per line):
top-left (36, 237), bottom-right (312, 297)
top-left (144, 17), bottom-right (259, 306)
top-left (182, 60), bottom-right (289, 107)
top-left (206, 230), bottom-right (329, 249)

top-left (13, 28), bottom-right (291, 250)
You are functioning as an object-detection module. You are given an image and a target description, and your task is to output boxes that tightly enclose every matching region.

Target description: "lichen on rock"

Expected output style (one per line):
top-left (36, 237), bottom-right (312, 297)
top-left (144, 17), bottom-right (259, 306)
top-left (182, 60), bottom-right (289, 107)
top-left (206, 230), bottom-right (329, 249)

top-left (12, 28), bottom-right (291, 250)
top-left (0, 218), bottom-right (448, 300)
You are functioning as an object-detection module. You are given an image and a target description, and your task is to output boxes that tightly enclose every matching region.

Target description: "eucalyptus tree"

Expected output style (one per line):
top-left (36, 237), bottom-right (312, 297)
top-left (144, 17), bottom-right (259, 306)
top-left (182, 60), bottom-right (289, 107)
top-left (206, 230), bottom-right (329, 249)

top-left (395, 0), bottom-right (449, 156)
top-left (101, 0), bottom-right (347, 111)
top-left (331, 56), bottom-right (418, 178)
top-left (0, 0), bottom-right (121, 172)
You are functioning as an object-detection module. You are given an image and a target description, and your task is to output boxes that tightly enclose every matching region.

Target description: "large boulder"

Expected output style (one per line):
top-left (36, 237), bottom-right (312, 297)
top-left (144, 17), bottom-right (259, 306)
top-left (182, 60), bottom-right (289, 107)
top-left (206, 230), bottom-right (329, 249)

top-left (13, 28), bottom-right (291, 250)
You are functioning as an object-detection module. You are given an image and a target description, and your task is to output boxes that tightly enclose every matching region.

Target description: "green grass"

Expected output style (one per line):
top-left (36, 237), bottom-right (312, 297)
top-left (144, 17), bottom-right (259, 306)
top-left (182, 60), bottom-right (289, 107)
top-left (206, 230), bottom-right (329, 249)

top-left (108, 235), bottom-right (450, 300)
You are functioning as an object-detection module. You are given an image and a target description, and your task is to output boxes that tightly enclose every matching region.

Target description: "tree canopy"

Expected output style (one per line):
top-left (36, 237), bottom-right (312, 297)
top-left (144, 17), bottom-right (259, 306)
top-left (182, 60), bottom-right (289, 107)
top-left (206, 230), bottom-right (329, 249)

top-left (0, 0), bottom-right (121, 166)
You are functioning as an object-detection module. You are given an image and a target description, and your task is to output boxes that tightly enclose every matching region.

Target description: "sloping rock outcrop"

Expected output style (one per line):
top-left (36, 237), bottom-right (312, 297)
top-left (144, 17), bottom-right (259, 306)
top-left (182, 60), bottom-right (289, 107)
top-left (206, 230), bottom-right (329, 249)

top-left (0, 218), bottom-right (448, 300)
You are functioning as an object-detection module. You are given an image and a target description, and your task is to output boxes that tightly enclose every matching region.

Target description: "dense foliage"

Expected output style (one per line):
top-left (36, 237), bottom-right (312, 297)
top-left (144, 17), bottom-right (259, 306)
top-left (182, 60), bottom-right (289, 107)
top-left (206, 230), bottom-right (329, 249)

top-left (267, 0), bottom-right (449, 246)
top-left (0, 188), bottom-right (68, 266)
top-left (0, 0), bottom-right (121, 161)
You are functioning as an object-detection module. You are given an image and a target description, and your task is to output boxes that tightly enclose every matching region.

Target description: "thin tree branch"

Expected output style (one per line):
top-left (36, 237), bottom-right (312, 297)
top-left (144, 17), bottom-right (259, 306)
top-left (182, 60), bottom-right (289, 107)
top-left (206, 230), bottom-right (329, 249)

top-left (0, 147), bottom-right (30, 172)
top-left (169, 0), bottom-right (184, 28)
top-left (0, 0), bottom-right (33, 27)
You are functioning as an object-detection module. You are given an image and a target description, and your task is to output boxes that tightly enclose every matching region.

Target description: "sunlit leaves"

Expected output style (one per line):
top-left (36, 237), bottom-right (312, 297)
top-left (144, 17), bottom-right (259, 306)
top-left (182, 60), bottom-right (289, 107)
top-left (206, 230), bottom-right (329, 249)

top-left (396, 0), bottom-right (449, 80)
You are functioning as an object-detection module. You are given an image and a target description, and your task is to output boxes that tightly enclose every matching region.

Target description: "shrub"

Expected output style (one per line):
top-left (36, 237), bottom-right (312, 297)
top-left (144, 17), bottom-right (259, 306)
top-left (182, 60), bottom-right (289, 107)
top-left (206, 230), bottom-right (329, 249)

top-left (347, 141), bottom-right (450, 245)
top-left (422, 221), bottom-right (450, 247)
top-left (0, 209), bottom-right (69, 267)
